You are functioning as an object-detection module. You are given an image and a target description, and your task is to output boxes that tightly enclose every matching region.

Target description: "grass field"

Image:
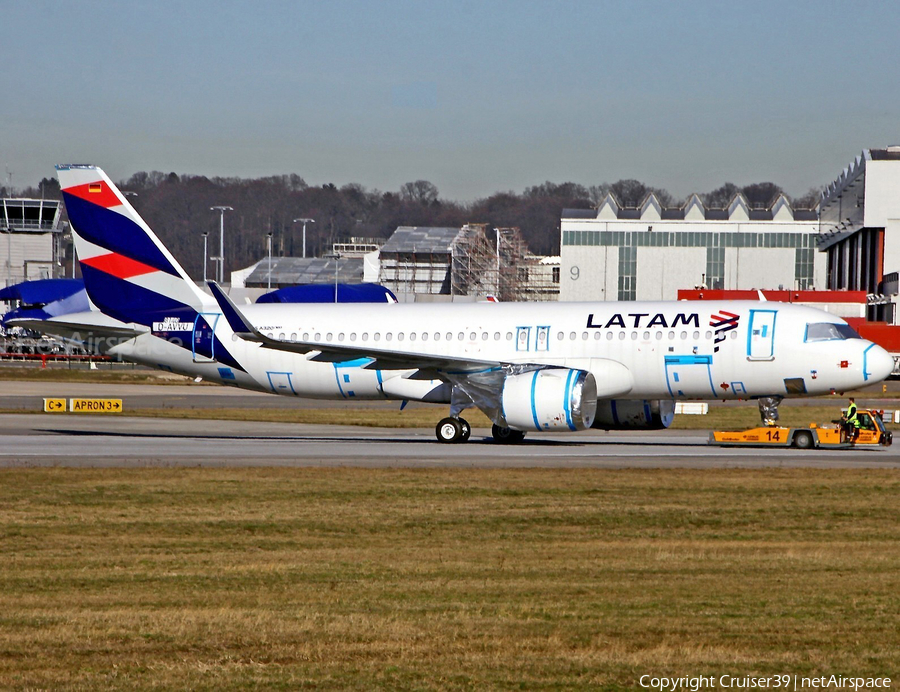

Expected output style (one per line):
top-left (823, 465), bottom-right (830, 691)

top-left (1, 468), bottom-right (898, 689)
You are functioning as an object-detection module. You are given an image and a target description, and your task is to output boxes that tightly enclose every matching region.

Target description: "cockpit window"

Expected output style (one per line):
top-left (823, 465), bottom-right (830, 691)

top-left (805, 322), bottom-right (861, 342)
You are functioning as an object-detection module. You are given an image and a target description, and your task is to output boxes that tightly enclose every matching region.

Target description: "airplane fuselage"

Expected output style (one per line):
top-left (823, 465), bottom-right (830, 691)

top-left (109, 300), bottom-right (886, 403)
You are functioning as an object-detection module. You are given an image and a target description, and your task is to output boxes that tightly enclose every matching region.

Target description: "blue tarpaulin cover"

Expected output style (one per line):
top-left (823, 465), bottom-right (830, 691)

top-left (0, 278), bottom-right (85, 305)
top-left (256, 283), bottom-right (396, 304)
top-left (1, 279), bottom-right (90, 326)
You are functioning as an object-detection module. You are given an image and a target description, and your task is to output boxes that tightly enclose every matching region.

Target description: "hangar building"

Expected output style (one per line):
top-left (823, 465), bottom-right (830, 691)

top-left (816, 146), bottom-right (900, 321)
top-left (559, 192), bottom-right (822, 302)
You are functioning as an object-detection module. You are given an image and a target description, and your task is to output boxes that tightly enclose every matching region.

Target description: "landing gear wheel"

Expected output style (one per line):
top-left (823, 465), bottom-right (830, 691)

top-left (459, 418), bottom-right (471, 442)
top-left (792, 431), bottom-right (814, 449)
top-left (492, 424), bottom-right (526, 444)
top-left (436, 417), bottom-right (464, 444)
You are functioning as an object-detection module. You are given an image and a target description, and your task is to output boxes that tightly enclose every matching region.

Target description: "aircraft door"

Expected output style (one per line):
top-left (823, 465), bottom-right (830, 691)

top-left (748, 309), bottom-right (777, 360)
top-left (665, 355), bottom-right (715, 398)
top-left (193, 313), bottom-right (220, 363)
top-left (266, 371), bottom-right (296, 395)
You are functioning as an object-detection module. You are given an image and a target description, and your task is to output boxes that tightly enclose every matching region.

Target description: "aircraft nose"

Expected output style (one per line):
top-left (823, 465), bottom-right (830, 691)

top-left (866, 343), bottom-right (895, 383)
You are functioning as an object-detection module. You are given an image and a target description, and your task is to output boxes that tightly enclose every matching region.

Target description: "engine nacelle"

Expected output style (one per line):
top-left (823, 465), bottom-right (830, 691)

top-left (501, 368), bottom-right (597, 432)
top-left (592, 399), bottom-right (675, 430)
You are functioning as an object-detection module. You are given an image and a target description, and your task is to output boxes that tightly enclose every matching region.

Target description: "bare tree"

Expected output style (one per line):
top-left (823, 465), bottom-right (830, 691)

top-left (400, 180), bottom-right (439, 204)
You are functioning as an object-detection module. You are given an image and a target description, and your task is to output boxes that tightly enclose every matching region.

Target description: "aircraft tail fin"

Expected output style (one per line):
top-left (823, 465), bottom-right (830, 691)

top-left (56, 165), bottom-right (211, 326)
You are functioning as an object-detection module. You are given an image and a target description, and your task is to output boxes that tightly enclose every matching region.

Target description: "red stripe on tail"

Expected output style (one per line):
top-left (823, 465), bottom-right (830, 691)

top-left (62, 181), bottom-right (122, 209)
top-left (80, 252), bottom-right (158, 279)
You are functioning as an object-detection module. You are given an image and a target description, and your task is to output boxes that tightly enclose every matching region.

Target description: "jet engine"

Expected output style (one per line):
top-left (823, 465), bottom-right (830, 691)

top-left (501, 368), bottom-right (597, 432)
top-left (592, 399), bottom-right (675, 430)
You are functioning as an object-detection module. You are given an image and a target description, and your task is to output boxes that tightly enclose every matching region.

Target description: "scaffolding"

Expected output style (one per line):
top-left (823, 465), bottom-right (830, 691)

top-left (451, 225), bottom-right (559, 301)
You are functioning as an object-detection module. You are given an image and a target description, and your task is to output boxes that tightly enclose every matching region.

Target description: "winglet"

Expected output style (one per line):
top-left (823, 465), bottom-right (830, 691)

top-left (207, 281), bottom-right (259, 338)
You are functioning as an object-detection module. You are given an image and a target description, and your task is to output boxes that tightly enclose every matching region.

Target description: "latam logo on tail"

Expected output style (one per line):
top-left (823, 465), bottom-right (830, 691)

top-left (710, 311), bottom-right (740, 352)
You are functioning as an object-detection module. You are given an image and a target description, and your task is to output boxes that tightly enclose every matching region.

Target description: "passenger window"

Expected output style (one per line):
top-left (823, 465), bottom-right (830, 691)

top-left (326, 332), bottom-right (333, 341)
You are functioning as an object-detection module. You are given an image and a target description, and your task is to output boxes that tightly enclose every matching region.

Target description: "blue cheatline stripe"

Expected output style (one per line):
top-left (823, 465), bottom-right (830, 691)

top-left (334, 357), bottom-right (374, 368)
top-left (863, 343), bottom-right (874, 381)
top-left (530, 370), bottom-right (541, 431)
top-left (563, 369), bottom-right (576, 431)
top-left (333, 364), bottom-right (348, 398)
top-left (664, 355), bottom-right (712, 365)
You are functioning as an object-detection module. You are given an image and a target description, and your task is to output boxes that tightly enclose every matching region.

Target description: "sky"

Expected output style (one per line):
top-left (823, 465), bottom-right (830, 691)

top-left (2, 0), bottom-right (899, 201)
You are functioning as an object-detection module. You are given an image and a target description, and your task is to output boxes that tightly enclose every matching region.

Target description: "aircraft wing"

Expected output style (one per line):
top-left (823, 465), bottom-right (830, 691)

top-left (207, 281), bottom-right (500, 373)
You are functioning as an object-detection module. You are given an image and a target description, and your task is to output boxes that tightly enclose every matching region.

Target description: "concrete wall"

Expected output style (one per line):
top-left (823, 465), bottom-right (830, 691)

top-left (864, 160), bottom-right (900, 229)
top-left (2, 233), bottom-right (54, 287)
top-left (636, 247), bottom-right (704, 300)
top-left (559, 245), bottom-right (617, 302)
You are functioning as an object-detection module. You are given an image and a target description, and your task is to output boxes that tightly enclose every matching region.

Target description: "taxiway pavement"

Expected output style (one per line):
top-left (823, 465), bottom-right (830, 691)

top-left (2, 414), bottom-right (898, 468)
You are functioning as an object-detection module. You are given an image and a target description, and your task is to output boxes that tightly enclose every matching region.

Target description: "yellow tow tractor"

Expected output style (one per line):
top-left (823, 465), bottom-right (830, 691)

top-left (709, 409), bottom-right (893, 449)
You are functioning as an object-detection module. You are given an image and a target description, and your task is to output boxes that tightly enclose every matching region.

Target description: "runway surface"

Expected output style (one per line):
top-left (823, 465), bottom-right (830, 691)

top-left (2, 413), bottom-right (898, 468)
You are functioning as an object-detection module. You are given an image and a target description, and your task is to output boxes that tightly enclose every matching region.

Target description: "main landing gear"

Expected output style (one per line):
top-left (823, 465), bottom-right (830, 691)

top-left (434, 418), bottom-right (527, 444)
top-left (435, 417), bottom-right (471, 444)
top-left (491, 424), bottom-right (525, 444)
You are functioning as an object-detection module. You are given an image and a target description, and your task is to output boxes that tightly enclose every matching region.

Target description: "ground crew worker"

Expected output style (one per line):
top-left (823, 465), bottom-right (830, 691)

top-left (846, 397), bottom-right (860, 442)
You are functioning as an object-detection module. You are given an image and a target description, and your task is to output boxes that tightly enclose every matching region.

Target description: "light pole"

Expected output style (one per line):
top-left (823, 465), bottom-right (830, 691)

top-left (201, 232), bottom-right (209, 283)
top-left (210, 206), bottom-right (233, 283)
top-left (5, 226), bottom-right (11, 288)
top-left (266, 232), bottom-right (274, 291)
top-left (293, 217), bottom-right (315, 258)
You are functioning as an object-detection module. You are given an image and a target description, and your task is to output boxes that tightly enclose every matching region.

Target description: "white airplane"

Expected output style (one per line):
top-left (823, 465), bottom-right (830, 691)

top-left (15, 164), bottom-right (893, 443)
